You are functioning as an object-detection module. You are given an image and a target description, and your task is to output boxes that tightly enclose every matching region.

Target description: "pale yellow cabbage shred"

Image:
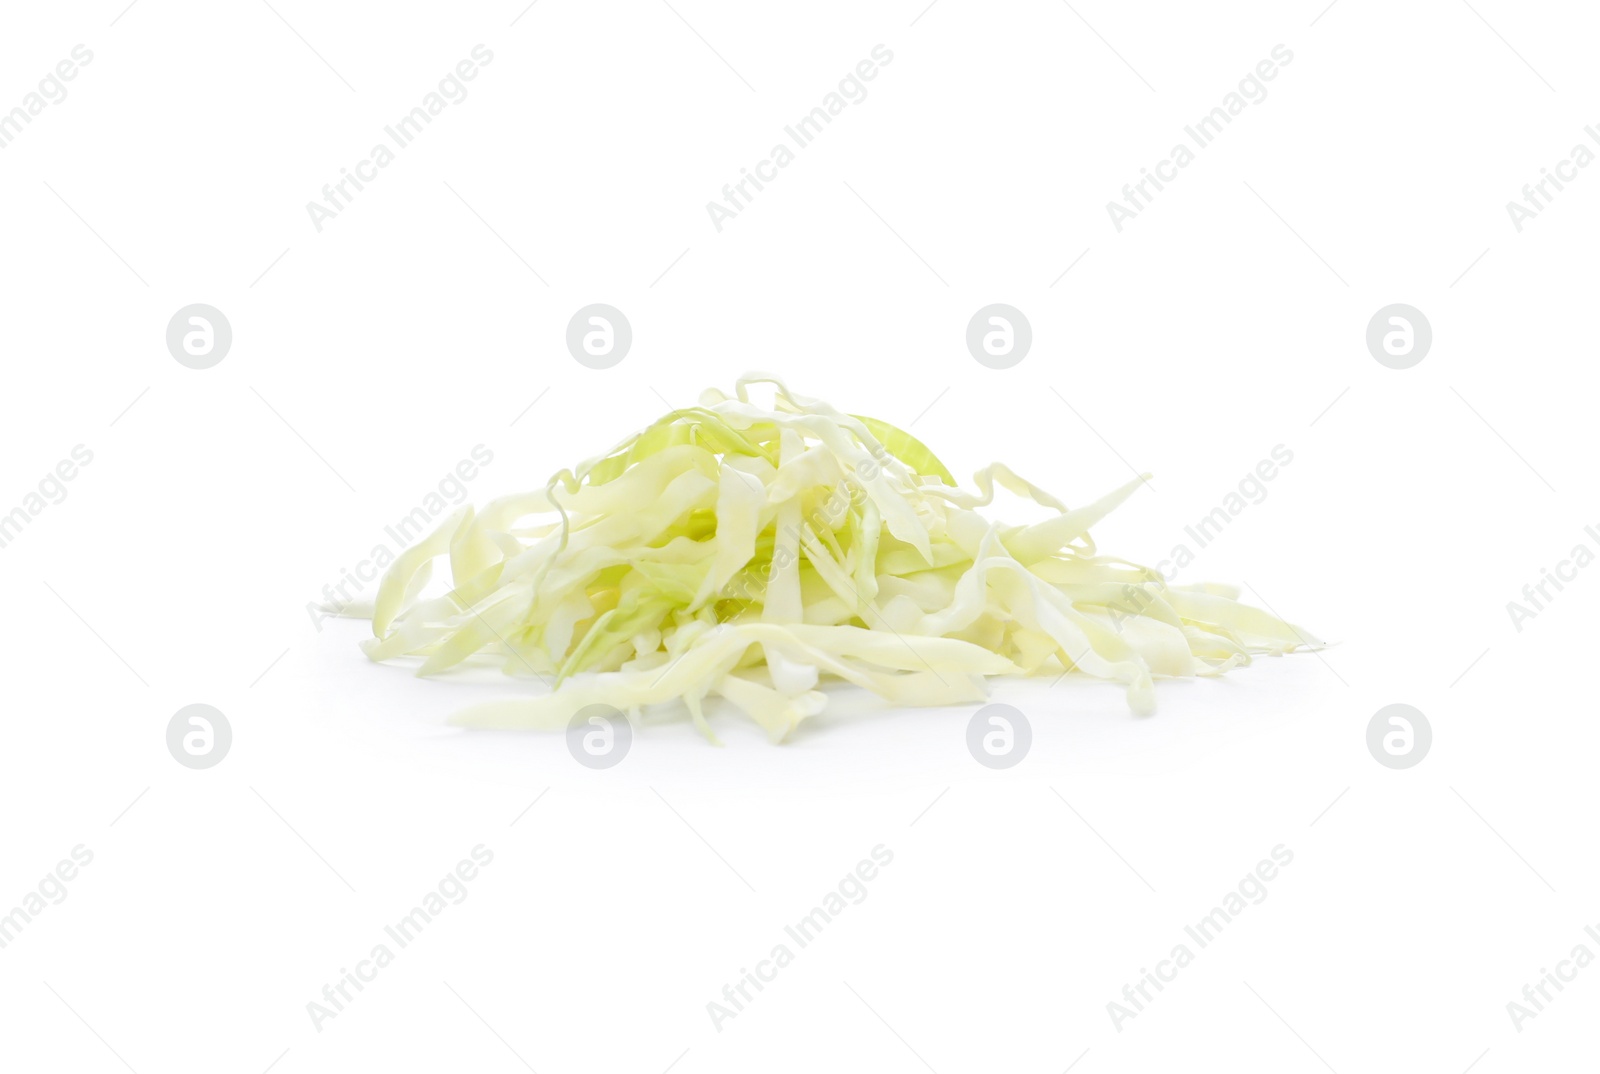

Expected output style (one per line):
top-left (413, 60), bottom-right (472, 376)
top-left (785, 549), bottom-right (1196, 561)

top-left (357, 375), bottom-right (1320, 741)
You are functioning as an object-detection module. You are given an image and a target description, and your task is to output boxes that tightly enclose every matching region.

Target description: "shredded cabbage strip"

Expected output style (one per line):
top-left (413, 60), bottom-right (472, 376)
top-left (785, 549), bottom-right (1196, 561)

top-left (353, 375), bottom-right (1321, 741)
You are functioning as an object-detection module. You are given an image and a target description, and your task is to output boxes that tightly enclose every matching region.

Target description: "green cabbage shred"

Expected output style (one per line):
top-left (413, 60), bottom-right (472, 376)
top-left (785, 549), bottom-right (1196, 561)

top-left (354, 375), bottom-right (1320, 742)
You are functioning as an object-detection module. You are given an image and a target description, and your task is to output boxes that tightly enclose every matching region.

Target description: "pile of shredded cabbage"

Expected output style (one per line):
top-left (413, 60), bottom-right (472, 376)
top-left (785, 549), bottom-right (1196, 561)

top-left (357, 375), bottom-right (1319, 741)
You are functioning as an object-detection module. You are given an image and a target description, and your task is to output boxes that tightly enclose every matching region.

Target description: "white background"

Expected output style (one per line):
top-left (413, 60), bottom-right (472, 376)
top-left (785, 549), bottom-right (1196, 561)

top-left (1, 0), bottom-right (1595, 1071)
